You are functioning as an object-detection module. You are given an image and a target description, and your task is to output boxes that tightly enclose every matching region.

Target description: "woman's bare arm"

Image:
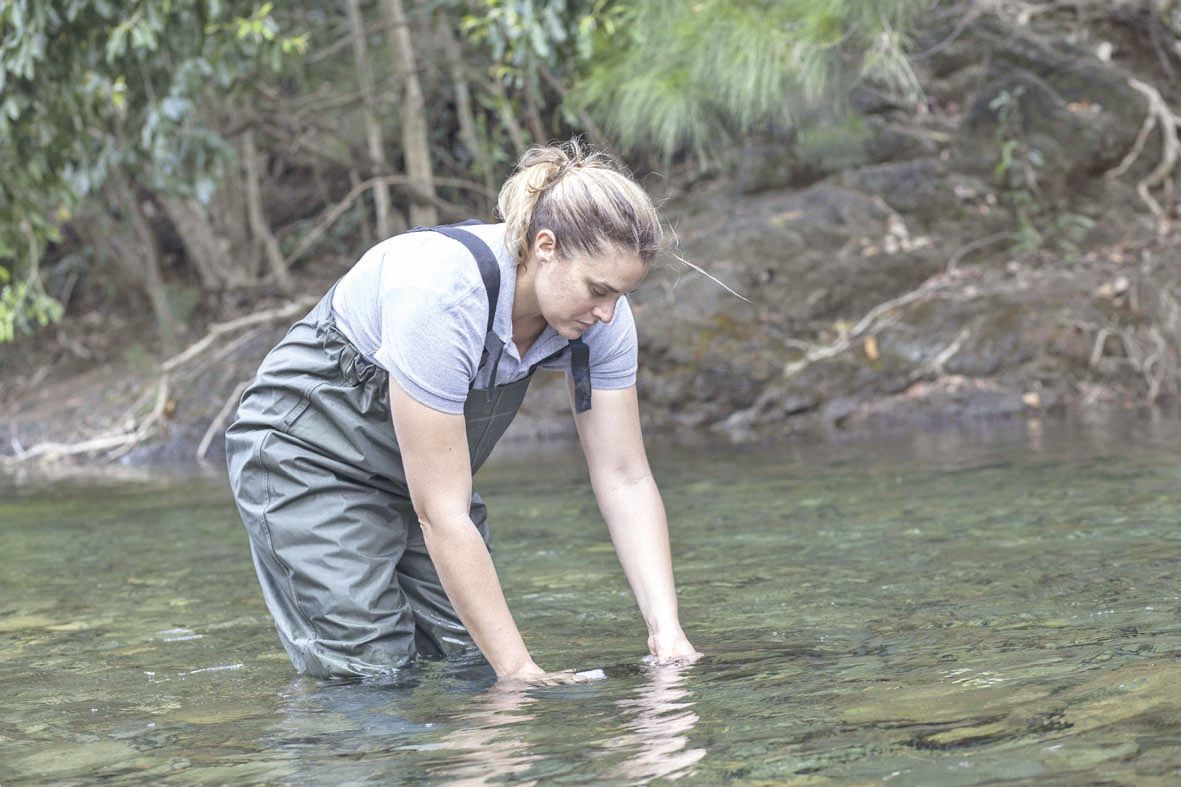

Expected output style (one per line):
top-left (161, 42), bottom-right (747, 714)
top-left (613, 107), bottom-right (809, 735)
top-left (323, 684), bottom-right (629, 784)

top-left (572, 384), bottom-right (699, 663)
top-left (390, 377), bottom-right (541, 678)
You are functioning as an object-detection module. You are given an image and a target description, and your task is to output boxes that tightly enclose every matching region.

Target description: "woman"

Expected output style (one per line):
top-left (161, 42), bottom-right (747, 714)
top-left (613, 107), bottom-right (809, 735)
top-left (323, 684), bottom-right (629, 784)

top-left (226, 141), bottom-right (698, 681)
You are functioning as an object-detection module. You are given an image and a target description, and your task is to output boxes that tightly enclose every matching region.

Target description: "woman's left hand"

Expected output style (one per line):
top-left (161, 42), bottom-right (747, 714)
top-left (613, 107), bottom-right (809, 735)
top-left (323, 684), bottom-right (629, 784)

top-left (647, 627), bottom-right (702, 665)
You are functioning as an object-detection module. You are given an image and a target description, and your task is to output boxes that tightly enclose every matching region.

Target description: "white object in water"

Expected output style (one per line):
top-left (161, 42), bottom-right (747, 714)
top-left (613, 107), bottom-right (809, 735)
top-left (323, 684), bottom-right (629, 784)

top-left (575, 668), bottom-right (606, 681)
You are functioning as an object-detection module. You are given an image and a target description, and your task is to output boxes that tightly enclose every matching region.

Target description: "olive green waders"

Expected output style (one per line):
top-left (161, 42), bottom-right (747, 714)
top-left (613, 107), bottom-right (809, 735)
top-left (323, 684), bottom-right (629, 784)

top-left (225, 225), bottom-right (591, 678)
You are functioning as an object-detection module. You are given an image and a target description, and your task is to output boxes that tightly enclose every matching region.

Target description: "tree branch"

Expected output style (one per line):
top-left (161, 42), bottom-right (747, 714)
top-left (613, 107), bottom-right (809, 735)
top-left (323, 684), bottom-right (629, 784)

top-left (283, 174), bottom-right (473, 266)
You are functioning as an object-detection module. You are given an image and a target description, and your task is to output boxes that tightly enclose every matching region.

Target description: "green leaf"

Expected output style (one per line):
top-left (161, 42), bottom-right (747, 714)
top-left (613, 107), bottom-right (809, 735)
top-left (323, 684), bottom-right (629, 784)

top-left (106, 22), bottom-right (129, 62)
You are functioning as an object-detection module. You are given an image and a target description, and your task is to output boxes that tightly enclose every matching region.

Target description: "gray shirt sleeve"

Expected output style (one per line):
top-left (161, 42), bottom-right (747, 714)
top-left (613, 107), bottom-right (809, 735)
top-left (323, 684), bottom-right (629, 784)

top-left (370, 237), bottom-right (487, 415)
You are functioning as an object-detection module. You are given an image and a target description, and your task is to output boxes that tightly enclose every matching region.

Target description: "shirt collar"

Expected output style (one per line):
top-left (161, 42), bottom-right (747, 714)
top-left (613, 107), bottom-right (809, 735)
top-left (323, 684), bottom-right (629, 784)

top-left (489, 224), bottom-right (568, 364)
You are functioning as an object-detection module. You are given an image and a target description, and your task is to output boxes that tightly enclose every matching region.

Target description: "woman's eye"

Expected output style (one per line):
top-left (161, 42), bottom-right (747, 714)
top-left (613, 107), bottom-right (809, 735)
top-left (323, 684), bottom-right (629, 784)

top-left (590, 287), bottom-right (607, 297)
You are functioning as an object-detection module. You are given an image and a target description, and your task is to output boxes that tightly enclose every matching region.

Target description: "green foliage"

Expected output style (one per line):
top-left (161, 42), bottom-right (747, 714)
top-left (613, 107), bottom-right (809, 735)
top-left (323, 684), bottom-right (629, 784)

top-left (462, 0), bottom-right (620, 85)
top-left (988, 85), bottom-right (1094, 259)
top-left (567, 0), bottom-right (928, 158)
top-left (989, 86), bottom-right (1034, 188)
top-left (0, 0), bottom-right (305, 342)
top-left (459, 0), bottom-right (622, 153)
top-left (458, 0), bottom-right (925, 161)
top-left (0, 277), bottom-right (64, 343)
top-left (1167, 2), bottom-right (1181, 36)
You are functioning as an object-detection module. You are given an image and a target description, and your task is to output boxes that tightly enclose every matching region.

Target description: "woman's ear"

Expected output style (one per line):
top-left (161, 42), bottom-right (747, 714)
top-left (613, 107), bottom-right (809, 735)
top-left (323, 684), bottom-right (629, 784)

top-left (533, 229), bottom-right (557, 262)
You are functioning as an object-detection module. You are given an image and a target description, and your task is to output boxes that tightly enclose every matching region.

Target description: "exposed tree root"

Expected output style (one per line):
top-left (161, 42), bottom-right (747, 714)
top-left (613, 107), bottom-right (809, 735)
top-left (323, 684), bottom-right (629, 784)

top-left (782, 272), bottom-right (962, 381)
top-left (780, 237), bottom-right (1181, 410)
top-left (946, 232), bottom-right (1014, 273)
top-left (1106, 77), bottom-right (1181, 228)
top-left (1, 297), bottom-right (316, 467)
top-left (1084, 311), bottom-right (1180, 404)
top-left (2, 377), bottom-right (171, 465)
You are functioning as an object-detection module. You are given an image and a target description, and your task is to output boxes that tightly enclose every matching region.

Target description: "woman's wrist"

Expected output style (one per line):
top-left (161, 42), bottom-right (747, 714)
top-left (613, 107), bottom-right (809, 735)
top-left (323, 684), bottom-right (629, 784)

top-left (496, 657), bottom-right (545, 675)
top-left (494, 654), bottom-right (542, 679)
top-left (644, 608), bottom-right (684, 638)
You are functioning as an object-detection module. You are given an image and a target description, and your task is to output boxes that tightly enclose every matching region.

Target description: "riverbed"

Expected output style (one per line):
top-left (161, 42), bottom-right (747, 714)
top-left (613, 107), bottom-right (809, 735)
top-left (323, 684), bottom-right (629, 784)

top-left (2, 418), bottom-right (1179, 784)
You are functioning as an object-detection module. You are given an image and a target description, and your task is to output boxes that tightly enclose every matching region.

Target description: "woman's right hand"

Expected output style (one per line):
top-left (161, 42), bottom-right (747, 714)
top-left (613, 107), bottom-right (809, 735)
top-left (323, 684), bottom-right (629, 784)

top-left (499, 662), bottom-right (601, 686)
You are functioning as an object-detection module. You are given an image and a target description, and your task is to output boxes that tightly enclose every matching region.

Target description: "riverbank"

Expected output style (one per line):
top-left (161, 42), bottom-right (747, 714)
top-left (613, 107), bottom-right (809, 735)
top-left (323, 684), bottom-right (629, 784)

top-left (2, 5), bottom-right (1178, 474)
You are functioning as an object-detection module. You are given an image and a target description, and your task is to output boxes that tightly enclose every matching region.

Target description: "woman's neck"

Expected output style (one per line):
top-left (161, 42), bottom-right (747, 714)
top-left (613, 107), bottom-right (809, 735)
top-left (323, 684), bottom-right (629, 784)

top-left (511, 260), bottom-right (545, 354)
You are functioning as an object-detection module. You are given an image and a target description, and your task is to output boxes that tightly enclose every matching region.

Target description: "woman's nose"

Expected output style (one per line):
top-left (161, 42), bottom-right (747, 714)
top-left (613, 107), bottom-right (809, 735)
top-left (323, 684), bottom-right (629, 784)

top-left (592, 300), bottom-right (616, 324)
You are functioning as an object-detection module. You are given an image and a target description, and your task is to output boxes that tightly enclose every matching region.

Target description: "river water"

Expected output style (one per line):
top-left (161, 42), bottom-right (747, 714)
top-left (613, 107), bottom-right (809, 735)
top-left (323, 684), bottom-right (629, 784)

top-left (2, 418), bottom-right (1179, 784)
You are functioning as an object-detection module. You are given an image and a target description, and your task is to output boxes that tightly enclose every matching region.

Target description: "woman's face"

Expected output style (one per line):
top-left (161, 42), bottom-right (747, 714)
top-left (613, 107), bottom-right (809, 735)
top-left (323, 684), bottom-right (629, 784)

top-left (534, 245), bottom-right (646, 339)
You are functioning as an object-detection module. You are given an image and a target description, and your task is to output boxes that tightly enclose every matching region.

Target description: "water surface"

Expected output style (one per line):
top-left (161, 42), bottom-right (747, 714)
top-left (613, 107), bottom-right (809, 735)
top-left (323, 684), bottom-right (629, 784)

top-left (2, 418), bottom-right (1179, 784)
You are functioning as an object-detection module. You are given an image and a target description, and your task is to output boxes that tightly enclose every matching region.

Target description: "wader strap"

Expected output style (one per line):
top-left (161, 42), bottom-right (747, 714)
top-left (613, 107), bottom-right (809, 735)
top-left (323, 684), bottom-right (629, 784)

top-left (407, 221), bottom-right (592, 412)
top-left (530, 338), bottom-right (593, 414)
top-left (407, 221), bottom-right (498, 335)
top-left (407, 222), bottom-right (502, 403)
top-left (569, 338), bottom-right (592, 413)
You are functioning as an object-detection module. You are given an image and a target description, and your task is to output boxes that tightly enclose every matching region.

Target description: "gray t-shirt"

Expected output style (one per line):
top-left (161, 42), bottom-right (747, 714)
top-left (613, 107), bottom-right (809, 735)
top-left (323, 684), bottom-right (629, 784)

top-left (331, 223), bottom-right (638, 414)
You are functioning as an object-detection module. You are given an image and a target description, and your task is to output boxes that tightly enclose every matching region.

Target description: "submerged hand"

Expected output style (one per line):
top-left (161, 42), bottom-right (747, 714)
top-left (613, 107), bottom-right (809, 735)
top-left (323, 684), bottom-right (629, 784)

top-left (499, 662), bottom-right (604, 686)
top-left (647, 628), bottom-right (702, 666)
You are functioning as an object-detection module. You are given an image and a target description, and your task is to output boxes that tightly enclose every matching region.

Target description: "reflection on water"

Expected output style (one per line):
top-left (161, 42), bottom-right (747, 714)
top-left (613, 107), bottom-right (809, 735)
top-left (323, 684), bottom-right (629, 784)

top-left (430, 682), bottom-right (541, 785)
top-left (1, 416), bottom-right (1180, 784)
top-left (606, 664), bottom-right (706, 783)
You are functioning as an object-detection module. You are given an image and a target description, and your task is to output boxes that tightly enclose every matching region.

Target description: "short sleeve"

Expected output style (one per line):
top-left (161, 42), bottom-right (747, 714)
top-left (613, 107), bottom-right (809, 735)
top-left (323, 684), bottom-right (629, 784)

top-left (370, 237), bottom-right (488, 414)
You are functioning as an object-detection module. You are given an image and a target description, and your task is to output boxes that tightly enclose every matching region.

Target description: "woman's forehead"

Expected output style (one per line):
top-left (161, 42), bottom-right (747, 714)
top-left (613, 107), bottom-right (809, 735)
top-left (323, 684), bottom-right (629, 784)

top-left (580, 251), bottom-right (647, 290)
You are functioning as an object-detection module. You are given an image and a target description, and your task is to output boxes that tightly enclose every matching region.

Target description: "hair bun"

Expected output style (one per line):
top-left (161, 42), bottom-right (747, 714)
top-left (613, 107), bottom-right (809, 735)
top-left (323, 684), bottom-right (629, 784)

top-left (497, 138), bottom-right (662, 266)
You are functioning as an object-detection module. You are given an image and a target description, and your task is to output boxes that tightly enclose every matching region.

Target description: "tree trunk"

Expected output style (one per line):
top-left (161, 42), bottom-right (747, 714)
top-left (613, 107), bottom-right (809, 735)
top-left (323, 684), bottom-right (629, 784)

top-left (160, 194), bottom-right (255, 291)
top-left (524, 79), bottom-right (547, 143)
top-left (440, 16), bottom-right (495, 202)
top-left (346, 0), bottom-right (395, 239)
top-left (489, 75), bottom-right (528, 159)
top-left (383, 0), bottom-right (438, 227)
top-left (349, 169), bottom-right (374, 248)
top-left (243, 127), bottom-right (292, 293)
top-left (107, 172), bottom-right (179, 357)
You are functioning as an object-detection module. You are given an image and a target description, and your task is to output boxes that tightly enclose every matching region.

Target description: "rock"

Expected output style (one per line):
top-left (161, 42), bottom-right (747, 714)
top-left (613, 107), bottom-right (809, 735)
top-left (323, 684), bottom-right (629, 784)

top-left (14, 741), bottom-right (140, 779)
top-left (736, 136), bottom-right (831, 194)
top-left (938, 17), bottom-right (1145, 192)
top-left (918, 719), bottom-right (1011, 747)
top-left (835, 376), bottom-right (1029, 434)
top-left (735, 114), bottom-right (944, 196)
top-left (837, 158), bottom-right (951, 218)
top-left (1042, 741), bottom-right (1140, 770)
top-left (864, 121), bottom-right (944, 165)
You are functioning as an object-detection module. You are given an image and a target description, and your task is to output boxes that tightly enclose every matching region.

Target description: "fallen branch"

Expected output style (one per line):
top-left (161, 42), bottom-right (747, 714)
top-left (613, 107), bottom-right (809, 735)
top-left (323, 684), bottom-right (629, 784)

top-left (196, 380), bottom-right (249, 464)
top-left (783, 274), bottom-right (956, 379)
top-left (163, 298), bottom-right (315, 373)
top-left (921, 327), bottom-right (972, 378)
top-left (2, 377), bottom-right (169, 465)
top-left (283, 174), bottom-right (483, 266)
top-left (946, 232), bottom-right (1015, 273)
top-left (1080, 315), bottom-right (1177, 404)
top-left (2, 298), bottom-right (317, 467)
top-left (1088, 325), bottom-right (1114, 369)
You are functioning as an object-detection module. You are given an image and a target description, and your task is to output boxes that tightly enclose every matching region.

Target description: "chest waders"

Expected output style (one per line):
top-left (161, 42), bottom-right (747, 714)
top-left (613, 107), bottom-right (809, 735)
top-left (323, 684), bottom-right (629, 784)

top-left (225, 223), bottom-right (592, 678)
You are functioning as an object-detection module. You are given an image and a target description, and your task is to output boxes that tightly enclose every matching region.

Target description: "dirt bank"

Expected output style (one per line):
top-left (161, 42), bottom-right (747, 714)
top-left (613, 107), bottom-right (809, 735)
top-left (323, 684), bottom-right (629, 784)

top-left (2, 5), bottom-right (1179, 473)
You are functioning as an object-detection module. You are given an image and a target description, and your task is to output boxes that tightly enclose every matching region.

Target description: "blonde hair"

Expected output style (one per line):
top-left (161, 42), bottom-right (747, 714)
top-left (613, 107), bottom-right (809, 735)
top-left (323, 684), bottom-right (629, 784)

top-left (496, 139), bottom-right (663, 266)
